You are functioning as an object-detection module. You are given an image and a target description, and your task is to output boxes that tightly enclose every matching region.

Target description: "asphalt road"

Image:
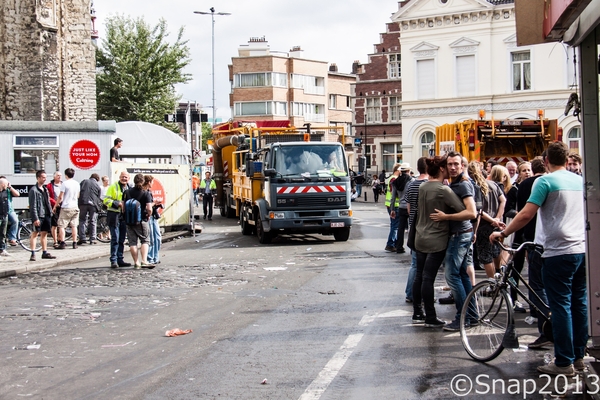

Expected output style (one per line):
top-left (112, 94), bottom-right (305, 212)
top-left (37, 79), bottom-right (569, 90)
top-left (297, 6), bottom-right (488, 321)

top-left (0, 201), bottom-right (590, 399)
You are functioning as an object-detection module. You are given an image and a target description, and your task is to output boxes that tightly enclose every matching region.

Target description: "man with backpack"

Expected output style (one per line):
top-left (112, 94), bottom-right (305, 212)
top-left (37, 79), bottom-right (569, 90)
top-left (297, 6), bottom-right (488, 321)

top-left (104, 171), bottom-right (132, 268)
top-left (123, 173), bottom-right (154, 269)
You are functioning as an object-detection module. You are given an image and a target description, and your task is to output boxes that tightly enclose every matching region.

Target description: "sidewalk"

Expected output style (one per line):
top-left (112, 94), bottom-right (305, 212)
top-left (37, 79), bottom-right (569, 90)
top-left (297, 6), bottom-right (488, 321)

top-left (0, 230), bottom-right (191, 278)
top-left (0, 242), bottom-right (111, 278)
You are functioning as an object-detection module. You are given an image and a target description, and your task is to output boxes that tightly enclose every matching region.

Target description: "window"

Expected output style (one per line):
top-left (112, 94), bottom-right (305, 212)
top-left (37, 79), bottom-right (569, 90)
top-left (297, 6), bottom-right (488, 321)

top-left (346, 96), bottom-right (351, 109)
top-left (417, 59), bottom-right (435, 99)
top-left (366, 98), bottom-right (381, 123)
top-left (13, 135), bottom-right (60, 174)
top-left (420, 131), bottom-right (435, 157)
top-left (568, 127), bottom-right (582, 154)
top-left (512, 51), bottom-right (531, 91)
top-left (233, 72), bottom-right (287, 88)
top-left (389, 97), bottom-right (401, 122)
top-left (234, 101), bottom-right (287, 116)
top-left (329, 94), bottom-right (337, 109)
top-left (456, 55), bottom-right (475, 97)
top-left (291, 74), bottom-right (325, 95)
top-left (382, 143), bottom-right (402, 171)
top-left (389, 54), bottom-right (401, 79)
top-left (291, 102), bottom-right (325, 122)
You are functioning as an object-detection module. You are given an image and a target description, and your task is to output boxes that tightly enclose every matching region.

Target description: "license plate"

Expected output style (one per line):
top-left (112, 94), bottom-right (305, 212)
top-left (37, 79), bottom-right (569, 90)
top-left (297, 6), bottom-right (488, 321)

top-left (331, 222), bottom-right (345, 228)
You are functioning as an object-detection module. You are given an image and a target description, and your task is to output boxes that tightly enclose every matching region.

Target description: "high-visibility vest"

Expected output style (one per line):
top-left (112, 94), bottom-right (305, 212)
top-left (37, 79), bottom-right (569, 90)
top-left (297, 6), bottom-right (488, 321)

top-left (384, 176), bottom-right (399, 208)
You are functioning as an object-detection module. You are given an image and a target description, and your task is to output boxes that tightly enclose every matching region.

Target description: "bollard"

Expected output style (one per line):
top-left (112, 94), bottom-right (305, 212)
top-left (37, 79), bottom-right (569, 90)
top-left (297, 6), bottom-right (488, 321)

top-left (364, 192), bottom-right (368, 202)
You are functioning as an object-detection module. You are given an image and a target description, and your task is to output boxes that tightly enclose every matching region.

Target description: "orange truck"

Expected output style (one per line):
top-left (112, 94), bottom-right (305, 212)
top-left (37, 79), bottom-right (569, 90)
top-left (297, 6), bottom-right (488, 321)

top-left (435, 118), bottom-right (560, 163)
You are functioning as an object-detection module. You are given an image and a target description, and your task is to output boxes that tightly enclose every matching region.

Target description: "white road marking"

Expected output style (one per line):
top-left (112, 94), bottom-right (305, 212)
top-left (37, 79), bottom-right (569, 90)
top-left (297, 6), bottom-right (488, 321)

top-left (298, 333), bottom-right (364, 400)
top-left (300, 309), bottom-right (415, 399)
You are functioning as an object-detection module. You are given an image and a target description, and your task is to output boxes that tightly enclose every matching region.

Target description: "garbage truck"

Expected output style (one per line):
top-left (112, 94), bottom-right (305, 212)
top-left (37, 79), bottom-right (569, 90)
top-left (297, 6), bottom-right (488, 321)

top-left (210, 120), bottom-right (352, 244)
top-left (435, 117), bottom-right (560, 163)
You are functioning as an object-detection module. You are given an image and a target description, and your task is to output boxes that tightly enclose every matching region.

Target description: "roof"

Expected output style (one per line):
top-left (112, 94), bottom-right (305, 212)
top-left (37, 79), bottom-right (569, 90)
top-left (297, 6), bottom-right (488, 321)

top-left (115, 121), bottom-right (190, 157)
top-left (486, 0), bottom-right (514, 4)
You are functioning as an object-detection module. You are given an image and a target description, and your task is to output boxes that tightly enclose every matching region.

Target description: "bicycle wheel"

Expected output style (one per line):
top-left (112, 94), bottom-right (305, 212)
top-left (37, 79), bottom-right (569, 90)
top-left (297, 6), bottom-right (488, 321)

top-left (96, 214), bottom-right (111, 243)
top-left (460, 280), bottom-right (513, 362)
top-left (18, 221), bottom-right (42, 252)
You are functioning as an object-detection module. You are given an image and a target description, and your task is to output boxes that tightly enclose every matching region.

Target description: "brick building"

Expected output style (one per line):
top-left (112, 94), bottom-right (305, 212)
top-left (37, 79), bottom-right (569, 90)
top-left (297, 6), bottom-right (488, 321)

top-left (0, 0), bottom-right (97, 121)
top-left (228, 37), bottom-right (354, 144)
top-left (352, 21), bottom-right (403, 174)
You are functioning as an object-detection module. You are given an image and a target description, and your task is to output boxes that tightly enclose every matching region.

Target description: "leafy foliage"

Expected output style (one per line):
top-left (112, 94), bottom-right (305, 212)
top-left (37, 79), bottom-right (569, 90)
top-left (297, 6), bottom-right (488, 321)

top-left (96, 16), bottom-right (192, 130)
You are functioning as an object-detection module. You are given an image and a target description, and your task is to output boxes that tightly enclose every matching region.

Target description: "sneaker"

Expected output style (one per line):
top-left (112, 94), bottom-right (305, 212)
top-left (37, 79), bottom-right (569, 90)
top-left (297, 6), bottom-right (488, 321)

top-left (439, 293), bottom-right (455, 305)
top-left (141, 262), bottom-right (156, 269)
top-left (57, 242), bottom-right (66, 250)
top-left (424, 317), bottom-right (446, 328)
top-left (537, 362), bottom-right (575, 377)
top-left (412, 314), bottom-right (425, 324)
top-left (111, 262), bottom-right (118, 269)
top-left (89, 240), bottom-right (97, 245)
top-left (0, 250), bottom-right (10, 257)
top-left (396, 247), bottom-right (406, 254)
top-left (528, 335), bottom-right (552, 349)
top-left (468, 319), bottom-right (480, 327)
top-left (514, 301), bottom-right (527, 313)
top-left (118, 261), bottom-right (132, 267)
top-left (574, 358), bottom-right (586, 372)
top-left (384, 246), bottom-right (396, 252)
top-left (443, 319), bottom-right (462, 331)
top-left (405, 298), bottom-right (413, 303)
top-left (41, 253), bottom-right (56, 259)
top-left (29, 254), bottom-right (36, 261)
top-left (76, 240), bottom-right (85, 246)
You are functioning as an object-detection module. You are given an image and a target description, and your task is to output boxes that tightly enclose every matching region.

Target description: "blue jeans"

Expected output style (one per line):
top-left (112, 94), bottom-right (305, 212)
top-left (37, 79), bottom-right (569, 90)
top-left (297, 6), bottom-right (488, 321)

top-left (386, 207), bottom-right (399, 248)
top-left (444, 232), bottom-right (473, 322)
top-left (148, 217), bottom-right (161, 264)
top-left (405, 250), bottom-right (417, 300)
top-left (356, 184), bottom-right (362, 198)
top-left (527, 247), bottom-right (549, 336)
top-left (7, 210), bottom-right (18, 241)
top-left (108, 211), bottom-right (127, 264)
top-left (542, 253), bottom-right (588, 367)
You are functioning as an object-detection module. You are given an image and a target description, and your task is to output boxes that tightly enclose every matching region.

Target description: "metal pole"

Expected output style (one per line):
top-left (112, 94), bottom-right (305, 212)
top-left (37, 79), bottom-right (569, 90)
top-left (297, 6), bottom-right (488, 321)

top-left (211, 10), bottom-right (215, 127)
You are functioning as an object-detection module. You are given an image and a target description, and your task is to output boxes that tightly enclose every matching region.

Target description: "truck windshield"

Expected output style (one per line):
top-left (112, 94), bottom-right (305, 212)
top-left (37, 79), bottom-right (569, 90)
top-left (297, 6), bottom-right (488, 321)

top-left (273, 145), bottom-right (347, 178)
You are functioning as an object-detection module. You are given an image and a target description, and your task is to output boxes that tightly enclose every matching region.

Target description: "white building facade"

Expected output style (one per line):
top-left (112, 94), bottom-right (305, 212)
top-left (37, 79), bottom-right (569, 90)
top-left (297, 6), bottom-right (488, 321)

top-left (393, 0), bottom-right (582, 167)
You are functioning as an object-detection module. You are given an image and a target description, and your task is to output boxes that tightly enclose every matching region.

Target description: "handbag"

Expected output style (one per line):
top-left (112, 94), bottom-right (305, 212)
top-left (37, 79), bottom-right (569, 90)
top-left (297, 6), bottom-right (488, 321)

top-left (407, 212), bottom-right (418, 251)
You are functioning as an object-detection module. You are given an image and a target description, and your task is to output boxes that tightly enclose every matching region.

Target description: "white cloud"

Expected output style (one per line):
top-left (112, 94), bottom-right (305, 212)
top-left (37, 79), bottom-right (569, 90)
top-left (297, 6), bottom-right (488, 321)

top-left (94, 0), bottom-right (398, 120)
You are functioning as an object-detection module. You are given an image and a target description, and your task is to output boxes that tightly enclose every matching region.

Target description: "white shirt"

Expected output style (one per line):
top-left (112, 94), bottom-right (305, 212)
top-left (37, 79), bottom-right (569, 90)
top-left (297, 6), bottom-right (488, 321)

top-left (510, 174), bottom-right (518, 184)
top-left (59, 179), bottom-right (80, 209)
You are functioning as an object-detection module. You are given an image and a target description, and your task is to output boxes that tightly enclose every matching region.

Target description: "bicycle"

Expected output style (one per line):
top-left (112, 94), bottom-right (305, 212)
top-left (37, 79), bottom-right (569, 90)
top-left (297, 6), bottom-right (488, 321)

top-left (16, 210), bottom-right (74, 251)
top-left (459, 241), bottom-right (553, 362)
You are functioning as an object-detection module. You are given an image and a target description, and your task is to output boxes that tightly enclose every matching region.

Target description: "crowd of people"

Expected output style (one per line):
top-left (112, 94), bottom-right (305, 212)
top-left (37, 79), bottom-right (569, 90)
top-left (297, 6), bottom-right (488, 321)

top-left (0, 168), bottom-right (163, 270)
top-left (381, 143), bottom-right (586, 377)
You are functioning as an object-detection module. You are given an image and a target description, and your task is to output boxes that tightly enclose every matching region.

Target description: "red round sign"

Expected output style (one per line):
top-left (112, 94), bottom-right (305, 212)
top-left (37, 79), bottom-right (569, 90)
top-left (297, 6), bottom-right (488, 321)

top-left (150, 179), bottom-right (166, 216)
top-left (69, 140), bottom-right (100, 170)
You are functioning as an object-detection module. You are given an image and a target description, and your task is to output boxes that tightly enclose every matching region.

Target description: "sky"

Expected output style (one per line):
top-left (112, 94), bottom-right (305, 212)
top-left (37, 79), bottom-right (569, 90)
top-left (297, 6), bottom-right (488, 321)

top-left (94, 0), bottom-right (403, 121)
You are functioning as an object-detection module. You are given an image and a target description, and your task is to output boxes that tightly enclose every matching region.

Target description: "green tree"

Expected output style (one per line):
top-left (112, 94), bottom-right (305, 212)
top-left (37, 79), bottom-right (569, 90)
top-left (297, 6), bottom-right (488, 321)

top-left (201, 122), bottom-right (212, 151)
top-left (96, 16), bottom-right (191, 130)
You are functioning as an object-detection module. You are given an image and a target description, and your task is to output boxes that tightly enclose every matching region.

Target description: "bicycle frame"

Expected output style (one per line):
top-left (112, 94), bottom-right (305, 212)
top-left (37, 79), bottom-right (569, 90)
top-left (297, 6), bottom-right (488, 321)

top-left (497, 241), bottom-right (550, 325)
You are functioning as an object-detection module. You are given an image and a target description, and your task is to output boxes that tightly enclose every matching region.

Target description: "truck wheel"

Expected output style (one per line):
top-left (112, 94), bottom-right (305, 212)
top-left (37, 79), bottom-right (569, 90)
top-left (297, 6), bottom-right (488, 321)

top-left (333, 227), bottom-right (350, 242)
top-left (226, 202), bottom-right (236, 218)
top-left (241, 211), bottom-right (253, 235)
top-left (256, 214), bottom-right (272, 244)
top-left (220, 205), bottom-right (226, 217)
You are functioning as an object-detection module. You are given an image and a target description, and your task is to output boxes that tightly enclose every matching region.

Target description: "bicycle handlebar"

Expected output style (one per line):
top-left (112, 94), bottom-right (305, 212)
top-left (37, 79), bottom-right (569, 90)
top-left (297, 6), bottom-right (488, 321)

top-left (496, 240), bottom-right (538, 253)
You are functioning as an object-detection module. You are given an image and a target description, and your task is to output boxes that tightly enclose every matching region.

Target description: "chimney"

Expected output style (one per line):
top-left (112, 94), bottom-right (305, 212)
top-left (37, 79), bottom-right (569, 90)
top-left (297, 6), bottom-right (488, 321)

top-left (352, 60), bottom-right (361, 74)
top-left (238, 36), bottom-right (270, 56)
top-left (289, 45), bottom-right (303, 58)
top-left (329, 63), bottom-right (338, 72)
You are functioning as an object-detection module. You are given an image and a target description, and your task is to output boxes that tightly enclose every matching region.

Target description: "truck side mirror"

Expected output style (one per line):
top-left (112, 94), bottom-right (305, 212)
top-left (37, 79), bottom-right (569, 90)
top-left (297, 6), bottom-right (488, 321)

top-left (264, 168), bottom-right (276, 178)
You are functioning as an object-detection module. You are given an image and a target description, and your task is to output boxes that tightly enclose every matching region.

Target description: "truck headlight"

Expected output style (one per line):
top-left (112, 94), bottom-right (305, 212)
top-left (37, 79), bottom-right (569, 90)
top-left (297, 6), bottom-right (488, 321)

top-left (339, 210), bottom-right (352, 217)
top-left (269, 212), bottom-right (285, 219)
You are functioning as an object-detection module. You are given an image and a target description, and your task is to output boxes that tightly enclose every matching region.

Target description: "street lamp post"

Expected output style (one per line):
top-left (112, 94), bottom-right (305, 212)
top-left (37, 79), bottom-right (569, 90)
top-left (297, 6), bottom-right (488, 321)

top-left (194, 7), bottom-right (231, 127)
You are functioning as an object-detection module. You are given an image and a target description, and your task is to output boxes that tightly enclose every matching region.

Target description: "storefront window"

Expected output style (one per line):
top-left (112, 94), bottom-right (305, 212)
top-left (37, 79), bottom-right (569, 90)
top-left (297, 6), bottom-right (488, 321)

top-left (13, 135), bottom-right (60, 174)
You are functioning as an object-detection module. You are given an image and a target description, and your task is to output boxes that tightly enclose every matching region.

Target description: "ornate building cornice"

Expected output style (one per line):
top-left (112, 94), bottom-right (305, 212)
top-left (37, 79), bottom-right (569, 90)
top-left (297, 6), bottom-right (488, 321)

top-left (399, 8), bottom-right (514, 32)
top-left (401, 99), bottom-right (567, 118)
